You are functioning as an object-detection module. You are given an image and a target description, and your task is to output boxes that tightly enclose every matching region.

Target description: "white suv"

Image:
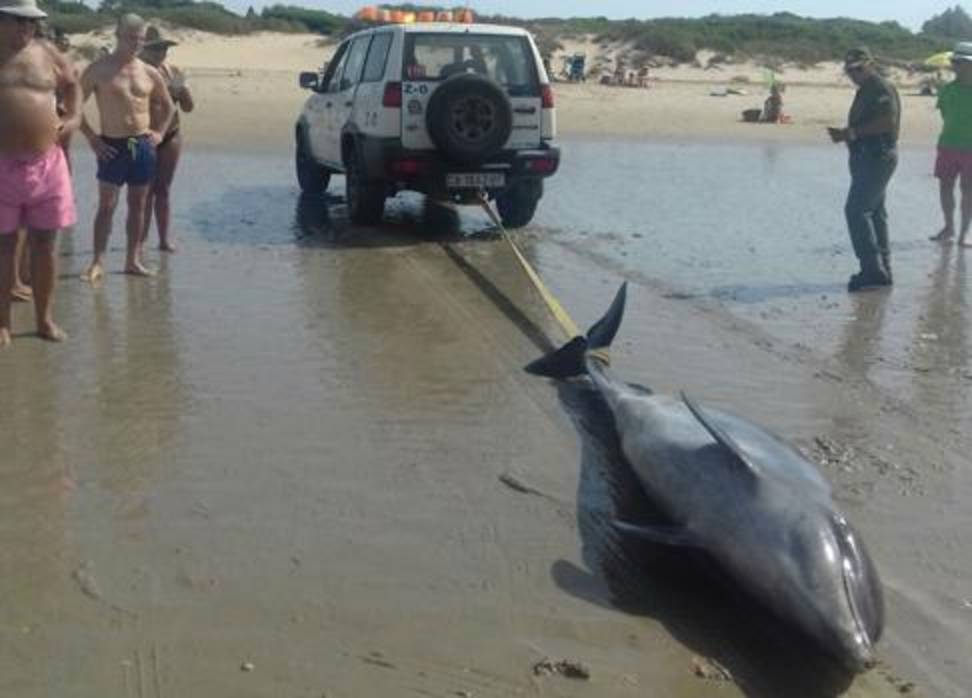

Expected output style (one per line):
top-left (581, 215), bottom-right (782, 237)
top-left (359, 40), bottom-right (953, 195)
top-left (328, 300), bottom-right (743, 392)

top-left (296, 21), bottom-right (560, 227)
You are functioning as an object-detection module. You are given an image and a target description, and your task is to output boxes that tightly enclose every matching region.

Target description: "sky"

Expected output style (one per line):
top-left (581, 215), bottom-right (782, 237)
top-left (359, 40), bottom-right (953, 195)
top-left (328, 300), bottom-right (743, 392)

top-left (221, 1), bottom-right (961, 32)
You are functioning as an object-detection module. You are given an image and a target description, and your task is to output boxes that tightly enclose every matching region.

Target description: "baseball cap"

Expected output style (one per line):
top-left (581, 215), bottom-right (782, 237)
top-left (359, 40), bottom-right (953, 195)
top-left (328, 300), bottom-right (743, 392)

top-left (844, 47), bottom-right (874, 69)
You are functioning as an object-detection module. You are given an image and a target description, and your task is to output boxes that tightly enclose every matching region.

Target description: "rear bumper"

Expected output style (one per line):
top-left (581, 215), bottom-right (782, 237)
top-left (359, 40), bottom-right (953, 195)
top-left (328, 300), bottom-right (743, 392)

top-left (359, 137), bottom-right (560, 194)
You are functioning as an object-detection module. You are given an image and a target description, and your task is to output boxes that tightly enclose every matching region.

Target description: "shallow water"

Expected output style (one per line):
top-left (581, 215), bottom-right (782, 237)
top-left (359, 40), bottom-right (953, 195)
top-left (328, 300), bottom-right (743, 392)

top-left (0, 139), bottom-right (968, 697)
top-left (539, 137), bottom-right (971, 425)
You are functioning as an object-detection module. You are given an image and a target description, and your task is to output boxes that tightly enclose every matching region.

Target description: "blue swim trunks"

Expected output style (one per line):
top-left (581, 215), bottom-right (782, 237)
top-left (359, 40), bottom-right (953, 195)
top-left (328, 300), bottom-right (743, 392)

top-left (96, 134), bottom-right (156, 187)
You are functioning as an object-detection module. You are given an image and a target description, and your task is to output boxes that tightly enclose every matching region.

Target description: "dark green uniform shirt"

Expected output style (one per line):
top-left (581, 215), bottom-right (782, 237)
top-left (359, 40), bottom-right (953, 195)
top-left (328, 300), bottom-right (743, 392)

top-left (847, 74), bottom-right (900, 153)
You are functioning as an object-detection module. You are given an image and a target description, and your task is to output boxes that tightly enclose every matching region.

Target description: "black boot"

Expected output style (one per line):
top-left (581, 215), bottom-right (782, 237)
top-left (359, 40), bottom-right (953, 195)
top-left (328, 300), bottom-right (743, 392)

top-left (848, 256), bottom-right (892, 293)
top-left (881, 253), bottom-right (893, 283)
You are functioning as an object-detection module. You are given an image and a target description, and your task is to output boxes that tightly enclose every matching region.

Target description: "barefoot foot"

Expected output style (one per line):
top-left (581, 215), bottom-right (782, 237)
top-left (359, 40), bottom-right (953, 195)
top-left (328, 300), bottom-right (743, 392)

top-left (82, 263), bottom-right (104, 284)
top-left (930, 228), bottom-right (955, 242)
top-left (0, 328), bottom-right (10, 347)
top-left (124, 262), bottom-right (155, 277)
top-left (159, 241), bottom-right (177, 253)
top-left (37, 322), bottom-right (67, 342)
top-left (959, 238), bottom-right (972, 249)
top-left (11, 284), bottom-right (32, 302)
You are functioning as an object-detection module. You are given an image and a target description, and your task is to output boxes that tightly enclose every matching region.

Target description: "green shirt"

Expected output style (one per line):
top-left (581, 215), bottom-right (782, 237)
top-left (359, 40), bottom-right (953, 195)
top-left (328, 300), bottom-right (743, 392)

top-left (937, 81), bottom-right (972, 150)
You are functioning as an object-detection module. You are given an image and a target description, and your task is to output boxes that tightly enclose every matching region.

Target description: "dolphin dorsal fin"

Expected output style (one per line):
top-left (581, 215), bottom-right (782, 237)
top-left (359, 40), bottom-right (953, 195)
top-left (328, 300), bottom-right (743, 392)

top-left (681, 392), bottom-right (761, 483)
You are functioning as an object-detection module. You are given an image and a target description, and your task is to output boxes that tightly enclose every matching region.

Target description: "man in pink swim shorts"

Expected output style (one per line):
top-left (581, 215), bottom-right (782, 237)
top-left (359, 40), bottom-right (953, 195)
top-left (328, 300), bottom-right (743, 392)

top-left (931, 41), bottom-right (972, 248)
top-left (0, 0), bottom-right (81, 346)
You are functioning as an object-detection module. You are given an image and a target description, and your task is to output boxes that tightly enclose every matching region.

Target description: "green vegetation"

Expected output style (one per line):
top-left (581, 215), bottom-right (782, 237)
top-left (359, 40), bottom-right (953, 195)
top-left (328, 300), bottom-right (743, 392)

top-left (37, 1), bottom-right (960, 65)
top-left (39, 0), bottom-right (341, 36)
top-left (922, 5), bottom-right (972, 39)
top-left (509, 13), bottom-right (949, 64)
top-left (260, 5), bottom-right (344, 34)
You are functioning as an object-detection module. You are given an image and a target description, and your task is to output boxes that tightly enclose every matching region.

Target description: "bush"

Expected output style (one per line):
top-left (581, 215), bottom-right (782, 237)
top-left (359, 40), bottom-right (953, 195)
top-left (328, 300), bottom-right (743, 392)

top-left (260, 4), bottom-right (345, 34)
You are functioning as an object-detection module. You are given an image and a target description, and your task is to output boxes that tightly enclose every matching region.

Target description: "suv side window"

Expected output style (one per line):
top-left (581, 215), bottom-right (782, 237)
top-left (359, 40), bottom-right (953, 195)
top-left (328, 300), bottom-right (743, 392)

top-left (339, 35), bottom-right (372, 91)
top-left (322, 41), bottom-right (350, 93)
top-left (361, 32), bottom-right (392, 82)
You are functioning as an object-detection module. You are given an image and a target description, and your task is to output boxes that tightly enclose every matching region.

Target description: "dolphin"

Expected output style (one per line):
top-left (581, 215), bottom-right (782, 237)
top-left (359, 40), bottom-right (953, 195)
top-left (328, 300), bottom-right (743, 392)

top-left (526, 283), bottom-right (884, 672)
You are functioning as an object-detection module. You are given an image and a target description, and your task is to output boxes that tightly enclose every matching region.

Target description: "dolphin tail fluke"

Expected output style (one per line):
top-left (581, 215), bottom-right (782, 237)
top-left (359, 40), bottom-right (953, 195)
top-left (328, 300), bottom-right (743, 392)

top-left (524, 283), bottom-right (628, 378)
top-left (585, 283), bottom-right (627, 351)
top-left (524, 336), bottom-right (588, 378)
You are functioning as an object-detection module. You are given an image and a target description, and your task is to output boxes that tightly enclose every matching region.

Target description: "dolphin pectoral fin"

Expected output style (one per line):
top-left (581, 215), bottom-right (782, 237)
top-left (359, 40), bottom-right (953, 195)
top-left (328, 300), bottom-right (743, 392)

top-left (613, 520), bottom-right (700, 547)
top-left (681, 392), bottom-right (761, 483)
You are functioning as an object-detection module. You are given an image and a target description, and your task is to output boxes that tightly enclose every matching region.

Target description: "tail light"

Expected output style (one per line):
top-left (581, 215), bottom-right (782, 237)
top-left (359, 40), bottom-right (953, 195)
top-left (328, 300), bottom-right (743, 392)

top-left (525, 157), bottom-right (558, 174)
top-left (389, 159), bottom-right (431, 176)
top-left (383, 82), bottom-right (402, 108)
top-left (541, 84), bottom-right (555, 109)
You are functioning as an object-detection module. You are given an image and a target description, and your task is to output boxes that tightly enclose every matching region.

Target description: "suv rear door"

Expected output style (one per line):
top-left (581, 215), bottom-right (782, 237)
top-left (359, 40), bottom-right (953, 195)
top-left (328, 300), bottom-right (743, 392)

top-left (400, 31), bottom-right (543, 151)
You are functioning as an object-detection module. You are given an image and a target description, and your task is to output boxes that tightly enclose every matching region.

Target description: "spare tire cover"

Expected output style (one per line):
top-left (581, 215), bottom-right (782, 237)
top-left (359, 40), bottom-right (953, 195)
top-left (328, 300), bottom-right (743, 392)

top-left (425, 73), bottom-right (514, 165)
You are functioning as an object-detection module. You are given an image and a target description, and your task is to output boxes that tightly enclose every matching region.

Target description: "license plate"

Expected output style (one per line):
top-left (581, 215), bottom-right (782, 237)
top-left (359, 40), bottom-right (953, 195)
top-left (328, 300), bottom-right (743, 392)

top-left (446, 172), bottom-right (506, 189)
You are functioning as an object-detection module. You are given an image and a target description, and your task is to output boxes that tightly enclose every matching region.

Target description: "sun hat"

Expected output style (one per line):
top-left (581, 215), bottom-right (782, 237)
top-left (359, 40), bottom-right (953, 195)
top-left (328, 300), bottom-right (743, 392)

top-left (0, 0), bottom-right (47, 19)
top-left (951, 41), bottom-right (972, 63)
top-left (844, 47), bottom-right (874, 69)
top-left (144, 25), bottom-right (178, 49)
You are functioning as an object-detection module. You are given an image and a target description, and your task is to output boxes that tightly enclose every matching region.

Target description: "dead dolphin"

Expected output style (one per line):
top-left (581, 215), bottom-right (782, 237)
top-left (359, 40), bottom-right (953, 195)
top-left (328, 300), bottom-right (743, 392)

top-left (526, 283), bottom-right (884, 672)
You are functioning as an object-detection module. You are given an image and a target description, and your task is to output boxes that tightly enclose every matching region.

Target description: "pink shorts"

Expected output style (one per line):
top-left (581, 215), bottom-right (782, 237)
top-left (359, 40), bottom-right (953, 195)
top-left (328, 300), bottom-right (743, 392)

top-left (934, 147), bottom-right (972, 181)
top-left (0, 146), bottom-right (76, 234)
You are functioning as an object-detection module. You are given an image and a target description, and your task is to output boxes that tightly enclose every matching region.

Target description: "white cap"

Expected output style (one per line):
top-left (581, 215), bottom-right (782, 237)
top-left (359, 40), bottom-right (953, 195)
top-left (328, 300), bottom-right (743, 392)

top-left (0, 0), bottom-right (47, 19)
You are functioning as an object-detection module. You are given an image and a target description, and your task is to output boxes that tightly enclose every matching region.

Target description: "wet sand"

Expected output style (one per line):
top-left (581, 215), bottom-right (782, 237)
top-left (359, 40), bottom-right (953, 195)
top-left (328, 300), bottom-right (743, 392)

top-left (0, 133), bottom-right (966, 698)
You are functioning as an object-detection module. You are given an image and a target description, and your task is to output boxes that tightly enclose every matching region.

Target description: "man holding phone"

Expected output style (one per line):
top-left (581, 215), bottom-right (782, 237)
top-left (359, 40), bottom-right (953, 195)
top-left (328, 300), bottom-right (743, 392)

top-left (828, 47), bottom-right (901, 293)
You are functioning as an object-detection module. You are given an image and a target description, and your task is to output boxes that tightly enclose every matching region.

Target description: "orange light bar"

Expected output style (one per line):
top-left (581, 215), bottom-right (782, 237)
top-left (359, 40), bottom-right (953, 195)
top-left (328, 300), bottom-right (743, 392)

top-left (356, 5), bottom-right (475, 24)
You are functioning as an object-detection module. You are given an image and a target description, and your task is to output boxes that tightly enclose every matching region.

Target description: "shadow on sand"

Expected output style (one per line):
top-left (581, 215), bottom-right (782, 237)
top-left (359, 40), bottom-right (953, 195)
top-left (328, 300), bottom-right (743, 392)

top-left (190, 185), bottom-right (498, 250)
top-left (551, 379), bottom-right (857, 698)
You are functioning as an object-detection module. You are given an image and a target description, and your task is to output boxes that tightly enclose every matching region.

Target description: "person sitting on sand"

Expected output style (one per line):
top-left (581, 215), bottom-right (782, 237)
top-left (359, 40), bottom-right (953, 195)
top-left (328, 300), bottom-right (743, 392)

top-left (762, 83), bottom-right (784, 123)
top-left (79, 13), bottom-right (173, 282)
top-left (139, 25), bottom-right (193, 253)
top-left (930, 42), bottom-right (972, 248)
top-left (0, 0), bottom-right (81, 346)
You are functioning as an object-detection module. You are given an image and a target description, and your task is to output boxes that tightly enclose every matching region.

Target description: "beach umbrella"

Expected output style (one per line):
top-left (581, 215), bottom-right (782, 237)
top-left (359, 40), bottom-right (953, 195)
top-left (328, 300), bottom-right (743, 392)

top-left (925, 51), bottom-right (953, 68)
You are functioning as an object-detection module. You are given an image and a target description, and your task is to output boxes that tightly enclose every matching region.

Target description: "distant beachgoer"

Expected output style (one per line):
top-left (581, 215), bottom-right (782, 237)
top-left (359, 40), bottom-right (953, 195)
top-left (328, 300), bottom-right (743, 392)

top-left (827, 47), bottom-right (900, 293)
top-left (0, 0), bottom-right (81, 346)
top-left (762, 83), bottom-right (784, 122)
top-left (139, 25), bottom-right (193, 253)
top-left (929, 41), bottom-right (972, 248)
top-left (79, 13), bottom-right (174, 282)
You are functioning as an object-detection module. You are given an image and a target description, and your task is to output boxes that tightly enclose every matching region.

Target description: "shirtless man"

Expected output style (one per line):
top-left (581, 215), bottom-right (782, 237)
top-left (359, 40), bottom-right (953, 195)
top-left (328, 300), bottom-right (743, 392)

top-left (79, 14), bottom-right (173, 282)
top-left (0, 0), bottom-right (81, 346)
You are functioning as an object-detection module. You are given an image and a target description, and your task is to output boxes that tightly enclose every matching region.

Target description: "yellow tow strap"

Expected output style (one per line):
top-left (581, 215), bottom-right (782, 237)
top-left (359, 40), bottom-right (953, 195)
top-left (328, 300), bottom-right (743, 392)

top-left (477, 193), bottom-right (580, 341)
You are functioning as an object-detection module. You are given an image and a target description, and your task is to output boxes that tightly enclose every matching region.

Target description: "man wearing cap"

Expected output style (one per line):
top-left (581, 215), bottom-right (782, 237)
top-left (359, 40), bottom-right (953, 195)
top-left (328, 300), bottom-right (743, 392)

top-left (79, 13), bottom-right (174, 282)
top-left (930, 41), bottom-right (972, 248)
top-left (828, 47), bottom-right (901, 292)
top-left (140, 25), bottom-right (194, 253)
top-left (0, 0), bottom-right (81, 346)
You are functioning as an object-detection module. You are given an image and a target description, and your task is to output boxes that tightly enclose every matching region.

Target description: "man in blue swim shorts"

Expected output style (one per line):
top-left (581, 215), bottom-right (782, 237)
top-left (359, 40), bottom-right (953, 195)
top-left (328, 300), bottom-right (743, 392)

top-left (79, 14), bottom-right (173, 281)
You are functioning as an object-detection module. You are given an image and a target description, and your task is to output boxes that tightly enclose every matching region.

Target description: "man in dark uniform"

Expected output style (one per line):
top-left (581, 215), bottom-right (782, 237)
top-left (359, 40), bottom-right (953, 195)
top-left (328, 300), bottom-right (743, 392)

top-left (828, 47), bottom-right (900, 292)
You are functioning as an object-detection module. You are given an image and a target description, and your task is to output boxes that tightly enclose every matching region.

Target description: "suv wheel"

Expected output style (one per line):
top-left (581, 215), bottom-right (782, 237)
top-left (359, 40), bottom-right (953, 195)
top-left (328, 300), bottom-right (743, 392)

top-left (426, 74), bottom-right (513, 165)
top-left (346, 147), bottom-right (385, 225)
top-left (497, 179), bottom-right (542, 228)
top-left (296, 128), bottom-right (331, 194)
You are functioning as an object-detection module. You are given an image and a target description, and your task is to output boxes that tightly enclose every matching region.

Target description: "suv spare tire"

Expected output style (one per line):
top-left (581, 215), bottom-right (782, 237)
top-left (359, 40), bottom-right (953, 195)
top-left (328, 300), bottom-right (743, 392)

top-left (426, 73), bottom-right (513, 165)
